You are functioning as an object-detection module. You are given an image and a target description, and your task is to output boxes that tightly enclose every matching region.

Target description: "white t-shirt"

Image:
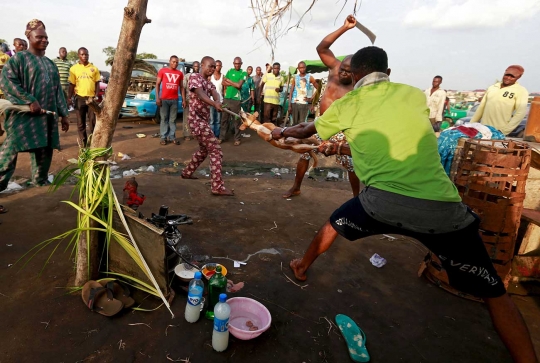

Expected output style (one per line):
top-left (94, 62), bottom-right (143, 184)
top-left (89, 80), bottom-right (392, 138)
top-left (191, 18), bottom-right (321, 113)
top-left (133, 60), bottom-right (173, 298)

top-left (211, 73), bottom-right (223, 102)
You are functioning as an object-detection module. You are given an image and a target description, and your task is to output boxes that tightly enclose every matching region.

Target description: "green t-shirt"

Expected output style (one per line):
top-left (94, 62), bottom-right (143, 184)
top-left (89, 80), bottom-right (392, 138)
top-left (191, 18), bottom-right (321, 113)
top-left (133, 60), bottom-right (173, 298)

top-left (224, 68), bottom-right (246, 101)
top-left (315, 80), bottom-right (461, 202)
top-left (241, 76), bottom-right (255, 102)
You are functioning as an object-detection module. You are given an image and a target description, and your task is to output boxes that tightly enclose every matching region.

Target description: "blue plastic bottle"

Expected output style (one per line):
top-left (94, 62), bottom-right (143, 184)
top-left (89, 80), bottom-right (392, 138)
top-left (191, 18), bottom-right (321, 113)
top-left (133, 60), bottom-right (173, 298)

top-left (184, 271), bottom-right (204, 323)
top-left (212, 293), bottom-right (230, 352)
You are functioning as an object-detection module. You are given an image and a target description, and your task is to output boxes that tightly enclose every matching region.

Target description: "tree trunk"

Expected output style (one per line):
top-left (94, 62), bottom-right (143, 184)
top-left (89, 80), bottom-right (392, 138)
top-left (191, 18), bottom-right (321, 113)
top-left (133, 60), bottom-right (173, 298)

top-left (74, 0), bottom-right (151, 286)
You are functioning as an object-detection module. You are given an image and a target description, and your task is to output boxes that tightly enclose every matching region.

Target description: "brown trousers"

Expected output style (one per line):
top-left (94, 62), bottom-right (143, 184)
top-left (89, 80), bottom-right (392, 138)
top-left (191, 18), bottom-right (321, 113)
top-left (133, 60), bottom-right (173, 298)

top-left (76, 96), bottom-right (96, 147)
top-left (263, 102), bottom-right (280, 125)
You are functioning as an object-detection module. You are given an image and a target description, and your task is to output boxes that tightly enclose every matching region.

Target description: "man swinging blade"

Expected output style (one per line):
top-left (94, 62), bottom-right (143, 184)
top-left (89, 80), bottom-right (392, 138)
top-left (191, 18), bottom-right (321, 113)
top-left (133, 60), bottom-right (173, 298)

top-left (282, 15), bottom-right (361, 199)
top-left (271, 46), bottom-right (537, 363)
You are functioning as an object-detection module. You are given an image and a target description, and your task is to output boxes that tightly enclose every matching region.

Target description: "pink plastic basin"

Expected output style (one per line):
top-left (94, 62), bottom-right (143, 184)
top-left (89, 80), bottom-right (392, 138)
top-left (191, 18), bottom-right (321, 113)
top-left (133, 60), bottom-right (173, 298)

top-left (227, 297), bottom-right (272, 340)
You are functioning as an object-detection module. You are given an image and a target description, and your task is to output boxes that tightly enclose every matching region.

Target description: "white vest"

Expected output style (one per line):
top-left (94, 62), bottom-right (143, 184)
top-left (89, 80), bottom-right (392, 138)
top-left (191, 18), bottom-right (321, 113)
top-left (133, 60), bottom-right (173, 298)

top-left (211, 73), bottom-right (223, 102)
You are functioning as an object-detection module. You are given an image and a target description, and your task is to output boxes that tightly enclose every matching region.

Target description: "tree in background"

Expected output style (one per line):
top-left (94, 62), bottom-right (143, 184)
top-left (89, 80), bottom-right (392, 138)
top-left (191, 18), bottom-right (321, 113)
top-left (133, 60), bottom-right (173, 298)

top-left (103, 46), bottom-right (157, 65)
top-left (66, 50), bottom-right (79, 63)
top-left (136, 52), bottom-right (157, 60)
top-left (0, 38), bottom-right (7, 45)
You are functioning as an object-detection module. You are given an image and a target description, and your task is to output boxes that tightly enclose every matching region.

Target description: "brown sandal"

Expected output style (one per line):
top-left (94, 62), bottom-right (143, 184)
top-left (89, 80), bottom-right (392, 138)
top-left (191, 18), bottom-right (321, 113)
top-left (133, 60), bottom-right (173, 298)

top-left (81, 281), bottom-right (124, 316)
top-left (233, 141), bottom-right (241, 146)
top-left (99, 280), bottom-right (135, 308)
top-left (160, 140), bottom-right (167, 145)
top-left (181, 174), bottom-right (199, 180)
top-left (212, 188), bottom-right (235, 196)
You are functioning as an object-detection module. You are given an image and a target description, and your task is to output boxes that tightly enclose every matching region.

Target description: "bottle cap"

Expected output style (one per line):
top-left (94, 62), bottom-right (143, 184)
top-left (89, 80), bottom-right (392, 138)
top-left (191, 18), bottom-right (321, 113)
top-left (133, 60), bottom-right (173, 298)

top-left (216, 265), bottom-right (222, 273)
top-left (219, 293), bottom-right (227, 302)
top-left (194, 271), bottom-right (202, 279)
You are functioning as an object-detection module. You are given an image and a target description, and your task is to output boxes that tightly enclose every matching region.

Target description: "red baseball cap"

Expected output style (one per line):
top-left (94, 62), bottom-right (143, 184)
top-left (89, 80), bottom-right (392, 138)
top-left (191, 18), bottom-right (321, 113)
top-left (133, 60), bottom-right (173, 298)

top-left (505, 65), bottom-right (524, 78)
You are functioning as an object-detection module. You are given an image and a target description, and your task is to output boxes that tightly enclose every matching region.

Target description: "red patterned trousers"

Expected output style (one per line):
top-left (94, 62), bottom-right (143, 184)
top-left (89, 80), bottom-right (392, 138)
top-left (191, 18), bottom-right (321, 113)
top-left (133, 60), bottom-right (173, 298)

top-left (181, 119), bottom-right (225, 193)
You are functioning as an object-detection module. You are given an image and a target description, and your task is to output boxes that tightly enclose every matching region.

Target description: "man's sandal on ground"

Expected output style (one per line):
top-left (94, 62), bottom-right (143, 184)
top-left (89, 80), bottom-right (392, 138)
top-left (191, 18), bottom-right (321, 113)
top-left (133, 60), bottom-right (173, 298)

top-left (81, 281), bottom-right (124, 317)
top-left (335, 314), bottom-right (370, 362)
top-left (98, 279), bottom-right (135, 308)
top-left (0, 205), bottom-right (8, 214)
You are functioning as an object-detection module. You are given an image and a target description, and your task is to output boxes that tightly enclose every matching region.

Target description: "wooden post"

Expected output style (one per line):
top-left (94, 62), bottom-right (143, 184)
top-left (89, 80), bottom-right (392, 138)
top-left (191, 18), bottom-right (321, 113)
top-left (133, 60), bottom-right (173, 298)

top-left (74, 0), bottom-right (152, 286)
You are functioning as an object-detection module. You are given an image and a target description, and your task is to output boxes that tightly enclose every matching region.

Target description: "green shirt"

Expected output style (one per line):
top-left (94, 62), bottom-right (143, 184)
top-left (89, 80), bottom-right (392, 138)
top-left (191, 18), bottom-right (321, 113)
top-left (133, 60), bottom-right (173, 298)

top-left (315, 74), bottom-right (461, 202)
top-left (241, 76), bottom-right (254, 102)
top-left (0, 52), bottom-right (68, 152)
top-left (53, 57), bottom-right (71, 86)
top-left (224, 68), bottom-right (246, 101)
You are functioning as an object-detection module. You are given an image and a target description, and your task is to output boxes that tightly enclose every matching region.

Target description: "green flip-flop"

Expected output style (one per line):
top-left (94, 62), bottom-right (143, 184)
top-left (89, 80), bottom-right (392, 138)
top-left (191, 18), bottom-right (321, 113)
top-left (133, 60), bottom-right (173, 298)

top-left (335, 314), bottom-right (370, 362)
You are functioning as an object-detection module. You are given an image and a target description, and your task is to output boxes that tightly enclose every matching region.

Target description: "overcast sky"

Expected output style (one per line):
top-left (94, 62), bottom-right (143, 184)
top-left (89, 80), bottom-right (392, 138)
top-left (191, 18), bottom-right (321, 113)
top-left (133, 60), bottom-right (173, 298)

top-left (2, 0), bottom-right (539, 92)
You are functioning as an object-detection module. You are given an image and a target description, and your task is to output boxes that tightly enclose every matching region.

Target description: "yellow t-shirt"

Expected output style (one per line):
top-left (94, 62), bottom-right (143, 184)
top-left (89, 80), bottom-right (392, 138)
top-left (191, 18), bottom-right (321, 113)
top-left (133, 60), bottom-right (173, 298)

top-left (262, 73), bottom-right (283, 105)
top-left (0, 52), bottom-right (9, 66)
top-left (68, 62), bottom-right (101, 97)
top-left (470, 82), bottom-right (529, 135)
top-left (0, 52), bottom-right (8, 95)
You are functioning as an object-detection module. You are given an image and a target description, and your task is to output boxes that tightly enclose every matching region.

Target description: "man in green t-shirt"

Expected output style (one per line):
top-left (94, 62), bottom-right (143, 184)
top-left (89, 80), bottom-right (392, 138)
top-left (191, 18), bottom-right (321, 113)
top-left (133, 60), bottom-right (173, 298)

top-left (270, 46), bottom-right (537, 362)
top-left (220, 56), bottom-right (246, 146)
top-left (241, 65), bottom-right (255, 113)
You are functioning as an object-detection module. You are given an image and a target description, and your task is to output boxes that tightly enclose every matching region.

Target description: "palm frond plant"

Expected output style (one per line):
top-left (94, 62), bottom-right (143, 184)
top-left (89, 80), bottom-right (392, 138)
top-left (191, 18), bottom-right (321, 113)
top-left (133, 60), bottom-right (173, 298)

top-left (17, 146), bottom-right (174, 317)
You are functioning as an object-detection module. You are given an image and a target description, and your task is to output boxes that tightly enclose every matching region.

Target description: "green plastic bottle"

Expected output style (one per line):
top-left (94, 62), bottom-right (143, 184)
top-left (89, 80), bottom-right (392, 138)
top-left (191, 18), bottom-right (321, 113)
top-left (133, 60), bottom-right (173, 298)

top-left (205, 266), bottom-right (227, 319)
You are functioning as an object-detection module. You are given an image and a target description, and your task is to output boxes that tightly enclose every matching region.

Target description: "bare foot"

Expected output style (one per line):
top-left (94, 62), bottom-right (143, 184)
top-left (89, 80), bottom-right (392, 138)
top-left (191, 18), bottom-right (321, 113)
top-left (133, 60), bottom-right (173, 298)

top-left (181, 174), bottom-right (198, 180)
top-left (282, 188), bottom-right (301, 198)
top-left (212, 188), bottom-right (235, 196)
top-left (290, 259), bottom-right (307, 281)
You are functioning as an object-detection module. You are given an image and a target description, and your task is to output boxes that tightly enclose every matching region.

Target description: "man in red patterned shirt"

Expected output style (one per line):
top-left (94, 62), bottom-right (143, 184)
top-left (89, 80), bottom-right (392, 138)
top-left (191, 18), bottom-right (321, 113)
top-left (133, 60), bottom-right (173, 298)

top-left (181, 56), bottom-right (234, 196)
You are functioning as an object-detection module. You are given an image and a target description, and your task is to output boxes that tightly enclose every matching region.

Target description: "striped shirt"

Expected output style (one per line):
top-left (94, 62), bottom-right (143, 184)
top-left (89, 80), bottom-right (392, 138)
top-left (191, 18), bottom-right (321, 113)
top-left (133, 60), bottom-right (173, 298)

top-left (262, 73), bottom-right (283, 105)
top-left (53, 57), bottom-right (71, 86)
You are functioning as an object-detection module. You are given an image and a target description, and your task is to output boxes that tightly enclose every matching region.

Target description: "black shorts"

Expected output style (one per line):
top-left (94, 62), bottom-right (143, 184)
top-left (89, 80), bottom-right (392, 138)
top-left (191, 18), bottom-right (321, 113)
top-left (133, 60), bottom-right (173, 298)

top-left (330, 197), bottom-right (506, 298)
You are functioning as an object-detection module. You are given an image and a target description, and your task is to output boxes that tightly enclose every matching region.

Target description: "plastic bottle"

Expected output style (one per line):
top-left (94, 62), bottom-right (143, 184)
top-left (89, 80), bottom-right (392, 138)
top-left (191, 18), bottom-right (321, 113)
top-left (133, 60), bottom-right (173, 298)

top-left (212, 293), bottom-right (230, 352)
top-left (205, 265), bottom-right (227, 319)
top-left (184, 271), bottom-right (204, 323)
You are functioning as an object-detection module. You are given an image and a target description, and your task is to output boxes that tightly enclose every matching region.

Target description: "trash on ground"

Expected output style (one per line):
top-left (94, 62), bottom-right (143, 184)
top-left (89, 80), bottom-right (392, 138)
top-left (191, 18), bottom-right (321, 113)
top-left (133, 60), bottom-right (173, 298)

top-left (121, 154), bottom-right (131, 161)
top-left (370, 253), bottom-right (387, 268)
top-left (241, 133), bottom-right (251, 138)
top-left (147, 165), bottom-right (155, 172)
top-left (110, 165), bottom-right (120, 171)
top-left (326, 171), bottom-right (339, 181)
top-left (0, 182), bottom-right (23, 193)
top-left (253, 178), bottom-right (258, 181)
top-left (227, 280), bottom-right (245, 293)
top-left (6, 244), bottom-right (12, 247)
top-left (123, 169), bottom-right (138, 177)
top-left (233, 260), bottom-right (247, 268)
top-left (136, 133), bottom-right (146, 138)
top-left (48, 174), bottom-right (54, 183)
top-left (254, 172), bottom-right (263, 176)
top-left (173, 162), bottom-right (179, 167)
top-left (151, 133), bottom-right (160, 138)
top-left (240, 202), bottom-right (245, 205)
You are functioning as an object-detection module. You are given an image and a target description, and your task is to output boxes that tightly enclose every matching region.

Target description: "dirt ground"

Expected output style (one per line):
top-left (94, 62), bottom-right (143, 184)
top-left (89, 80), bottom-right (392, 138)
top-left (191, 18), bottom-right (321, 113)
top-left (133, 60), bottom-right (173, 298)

top-left (1, 113), bottom-right (539, 362)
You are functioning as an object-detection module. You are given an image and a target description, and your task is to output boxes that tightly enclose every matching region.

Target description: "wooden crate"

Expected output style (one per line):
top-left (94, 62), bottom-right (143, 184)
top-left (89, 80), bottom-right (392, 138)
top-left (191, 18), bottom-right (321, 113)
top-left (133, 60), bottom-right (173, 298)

top-left (455, 139), bottom-right (531, 266)
top-left (421, 139), bottom-right (531, 300)
top-left (109, 205), bottom-right (170, 298)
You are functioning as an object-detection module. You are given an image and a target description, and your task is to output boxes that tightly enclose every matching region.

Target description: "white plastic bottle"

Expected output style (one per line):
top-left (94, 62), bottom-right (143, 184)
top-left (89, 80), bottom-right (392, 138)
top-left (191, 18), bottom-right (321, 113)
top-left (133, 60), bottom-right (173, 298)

top-left (212, 293), bottom-right (230, 352)
top-left (185, 271), bottom-right (204, 323)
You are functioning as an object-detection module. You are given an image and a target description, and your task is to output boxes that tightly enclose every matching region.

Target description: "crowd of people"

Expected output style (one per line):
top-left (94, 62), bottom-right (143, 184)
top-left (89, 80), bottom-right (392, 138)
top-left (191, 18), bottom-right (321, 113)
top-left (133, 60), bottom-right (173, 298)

top-left (0, 16), bottom-right (537, 362)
